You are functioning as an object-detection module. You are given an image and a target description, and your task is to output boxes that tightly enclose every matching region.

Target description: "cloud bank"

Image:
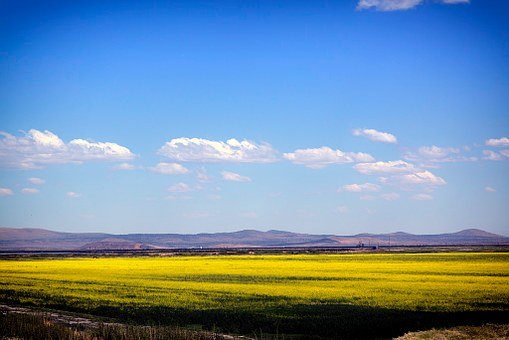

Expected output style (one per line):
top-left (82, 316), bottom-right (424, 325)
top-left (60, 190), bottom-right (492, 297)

top-left (284, 146), bottom-right (374, 169)
top-left (158, 137), bottom-right (278, 163)
top-left (0, 129), bottom-right (135, 169)
top-left (355, 160), bottom-right (446, 188)
top-left (354, 160), bottom-right (416, 174)
top-left (486, 137), bottom-right (509, 148)
top-left (404, 145), bottom-right (477, 164)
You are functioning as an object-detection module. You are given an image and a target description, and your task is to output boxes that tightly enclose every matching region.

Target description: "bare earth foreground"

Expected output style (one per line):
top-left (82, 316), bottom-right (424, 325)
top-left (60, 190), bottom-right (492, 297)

top-left (1, 252), bottom-right (508, 339)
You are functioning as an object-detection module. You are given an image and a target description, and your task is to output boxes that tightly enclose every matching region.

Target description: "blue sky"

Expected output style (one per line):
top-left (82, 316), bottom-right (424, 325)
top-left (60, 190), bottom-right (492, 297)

top-left (0, 0), bottom-right (508, 235)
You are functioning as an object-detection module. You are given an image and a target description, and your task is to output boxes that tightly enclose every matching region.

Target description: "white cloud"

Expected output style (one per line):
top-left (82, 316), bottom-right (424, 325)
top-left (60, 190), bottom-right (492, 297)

top-left (336, 205), bottom-right (349, 214)
top-left (399, 171), bottom-right (446, 186)
top-left (28, 177), bottom-right (45, 185)
top-left (412, 193), bottom-right (433, 201)
top-left (501, 150), bottom-right (509, 158)
top-left (485, 186), bottom-right (496, 193)
top-left (0, 188), bottom-right (13, 196)
top-left (284, 146), bottom-right (374, 169)
top-left (404, 145), bottom-right (477, 164)
top-left (112, 163), bottom-right (137, 170)
top-left (342, 182), bottom-right (380, 193)
top-left (486, 137), bottom-right (509, 147)
top-left (483, 150), bottom-right (502, 161)
top-left (168, 182), bottom-right (192, 193)
top-left (356, 160), bottom-right (446, 189)
top-left (352, 128), bottom-right (397, 144)
top-left (150, 162), bottom-right (189, 175)
top-left (221, 171), bottom-right (251, 182)
top-left (356, 0), bottom-right (468, 11)
top-left (355, 160), bottom-right (416, 174)
top-left (417, 145), bottom-right (459, 159)
top-left (66, 191), bottom-right (81, 198)
top-left (0, 129), bottom-right (135, 169)
top-left (381, 193), bottom-right (400, 201)
top-left (357, 0), bottom-right (422, 11)
top-left (67, 139), bottom-right (134, 161)
top-left (21, 188), bottom-right (39, 194)
top-left (158, 137), bottom-right (278, 163)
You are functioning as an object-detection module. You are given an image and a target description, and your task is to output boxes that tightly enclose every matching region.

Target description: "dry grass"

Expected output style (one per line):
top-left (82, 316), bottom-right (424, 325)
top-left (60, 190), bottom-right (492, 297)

top-left (0, 311), bottom-right (229, 340)
top-left (396, 323), bottom-right (509, 339)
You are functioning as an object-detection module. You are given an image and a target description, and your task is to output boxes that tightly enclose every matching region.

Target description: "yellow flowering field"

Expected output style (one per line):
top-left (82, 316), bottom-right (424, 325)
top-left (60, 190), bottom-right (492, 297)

top-left (1, 252), bottom-right (508, 337)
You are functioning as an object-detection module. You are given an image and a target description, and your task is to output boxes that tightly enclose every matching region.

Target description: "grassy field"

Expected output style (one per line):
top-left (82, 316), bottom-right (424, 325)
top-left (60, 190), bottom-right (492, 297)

top-left (1, 252), bottom-right (508, 338)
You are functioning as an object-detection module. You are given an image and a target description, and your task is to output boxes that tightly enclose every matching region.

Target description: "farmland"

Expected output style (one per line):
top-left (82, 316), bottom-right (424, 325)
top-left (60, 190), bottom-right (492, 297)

top-left (1, 252), bottom-right (508, 338)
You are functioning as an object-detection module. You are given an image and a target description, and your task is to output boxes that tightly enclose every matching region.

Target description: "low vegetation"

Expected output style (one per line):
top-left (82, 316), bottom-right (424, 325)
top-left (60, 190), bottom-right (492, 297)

top-left (1, 253), bottom-right (508, 338)
top-left (397, 323), bottom-right (509, 339)
top-left (0, 311), bottom-right (223, 340)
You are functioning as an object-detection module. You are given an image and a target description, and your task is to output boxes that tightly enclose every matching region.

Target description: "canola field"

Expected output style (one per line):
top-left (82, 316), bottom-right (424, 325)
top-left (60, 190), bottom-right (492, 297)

top-left (1, 252), bottom-right (508, 337)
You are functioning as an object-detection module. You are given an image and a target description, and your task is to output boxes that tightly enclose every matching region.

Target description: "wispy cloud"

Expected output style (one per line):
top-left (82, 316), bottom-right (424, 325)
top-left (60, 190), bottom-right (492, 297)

top-left (354, 160), bottom-right (416, 174)
top-left (0, 188), bottom-right (13, 196)
top-left (341, 182), bottom-right (380, 193)
top-left (158, 137), bottom-right (278, 163)
top-left (21, 188), bottom-right (39, 194)
top-left (66, 191), bottom-right (81, 198)
top-left (483, 150), bottom-right (503, 161)
top-left (486, 137), bottom-right (509, 148)
top-left (196, 167), bottom-right (211, 182)
top-left (485, 186), bottom-right (496, 193)
top-left (112, 163), bottom-right (138, 170)
top-left (381, 193), bottom-right (400, 201)
top-left (352, 128), bottom-right (397, 144)
top-left (404, 145), bottom-right (477, 164)
top-left (440, 0), bottom-right (469, 3)
top-left (411, 193), bottom-right (433, 201)
top-left (284, 146), bottom-right (374, 169)
top-left (150, 162), bottom-right (189, 175)
top-left (168, 182), bottom-right (192, 193)
top-left (357, 0), bottom-right (422, 11)
top-left (0, 129), bottom-right (135, 169)
top-left (28, 177), bottom-right (45, 185)
top-left (221, 171), bottom-right (252, 182)
top-left (356, 0), bottom-right (469, 12)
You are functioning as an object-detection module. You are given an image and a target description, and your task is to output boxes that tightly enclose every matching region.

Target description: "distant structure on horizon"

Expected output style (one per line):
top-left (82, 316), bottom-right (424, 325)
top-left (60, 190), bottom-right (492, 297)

top-left (0, 227), bottom-right (507, 251)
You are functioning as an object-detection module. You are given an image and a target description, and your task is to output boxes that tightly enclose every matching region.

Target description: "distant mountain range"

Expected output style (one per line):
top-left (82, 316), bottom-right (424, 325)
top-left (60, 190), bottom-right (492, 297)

top-left (0, 227), bottom-right (508, 251)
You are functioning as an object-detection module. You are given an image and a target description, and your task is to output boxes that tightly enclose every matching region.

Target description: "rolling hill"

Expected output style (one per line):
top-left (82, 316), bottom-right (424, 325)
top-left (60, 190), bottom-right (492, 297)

top-left (0, 227), bottom-right (508, 251)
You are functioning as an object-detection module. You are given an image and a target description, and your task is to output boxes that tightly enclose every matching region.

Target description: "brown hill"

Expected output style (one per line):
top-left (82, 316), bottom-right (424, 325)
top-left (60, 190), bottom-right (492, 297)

top-left (0, 227), bottom-right (507, 251)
